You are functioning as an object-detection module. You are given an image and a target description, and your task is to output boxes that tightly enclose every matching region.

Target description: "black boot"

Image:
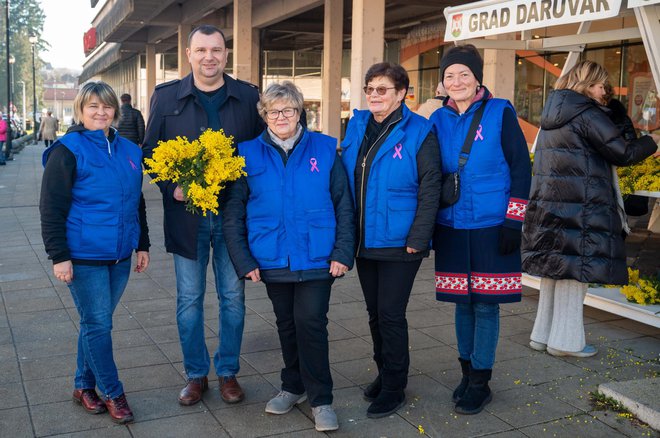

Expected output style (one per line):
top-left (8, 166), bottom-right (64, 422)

top-left (455, 368), bottom-right (492, 415)
top-left (363, 374), bottom-right (381, 402)
top-left (366, 389), bottom-right (406, 419)
top-left (452, 358), bottom-right (471, 403)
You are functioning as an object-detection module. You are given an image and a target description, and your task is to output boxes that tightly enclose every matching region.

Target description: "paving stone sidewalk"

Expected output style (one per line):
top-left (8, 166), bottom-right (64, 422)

top-left (0, 144), bottom-right (658, 438)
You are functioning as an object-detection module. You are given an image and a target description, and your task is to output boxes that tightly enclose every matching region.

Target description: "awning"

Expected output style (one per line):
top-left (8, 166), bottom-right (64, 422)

top-left (78, 43), bottom-right (122, 83)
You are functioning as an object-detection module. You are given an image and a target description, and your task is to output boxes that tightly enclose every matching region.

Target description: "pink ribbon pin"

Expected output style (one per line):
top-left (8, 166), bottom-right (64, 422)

top-left (474, 124), bottom-right (484, 141)
top-left (310, 158), bottom-right (319, 172)
top-left (393, 144), bottom-right (403, 159)
top-left (128, 157), bottom-right (137, 170)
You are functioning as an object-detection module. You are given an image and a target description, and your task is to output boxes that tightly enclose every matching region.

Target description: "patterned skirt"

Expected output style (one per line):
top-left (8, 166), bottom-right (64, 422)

top-left (433, 224), bottom-right (522, 304)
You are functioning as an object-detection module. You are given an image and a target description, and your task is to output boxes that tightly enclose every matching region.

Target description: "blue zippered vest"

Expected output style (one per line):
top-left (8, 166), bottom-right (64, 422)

top-left (431, 98), bottom-right (512, 229)
top-left (43, 129), bottom-right (143, 260)
top-left (341, 105), bottom-right (432, 248)
top-left (238, 131), bottom-right (338, 271)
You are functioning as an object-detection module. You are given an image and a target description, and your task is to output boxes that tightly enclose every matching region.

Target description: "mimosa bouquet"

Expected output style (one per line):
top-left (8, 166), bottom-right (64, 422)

top-left (609, 268), bottom-right (660, 305)
top-left (617, 157), bottom-right (660, 196)
top-left (144, 129), bottom-right (246, 215)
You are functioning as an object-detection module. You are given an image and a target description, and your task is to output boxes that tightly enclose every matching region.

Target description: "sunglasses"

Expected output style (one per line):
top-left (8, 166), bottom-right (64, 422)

top-left (363, 86), bottom-right (396, 96)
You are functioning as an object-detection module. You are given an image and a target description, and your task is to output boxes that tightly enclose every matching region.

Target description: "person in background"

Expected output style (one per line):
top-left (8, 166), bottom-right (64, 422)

top-left (416, 81), bottom-right (447, 119)
top-left (429, 44), bottom-right (531, 415)
top-left (142, 24), bottom-right (263, 407)
top-left (0, 112), bottom-right (6, 165)
top-left (601, 83), bottom-right (649, 217)
top-left (117, 93), bottom-right (145, 146)
top-left (224, 81), bottom-right (354, 432)
top-left (341, 62), bottom-right (441, 419)
top-left (522, 61), bottom-right (660, 358)
top-left (39, 81), bottom-right (150, 424)
top-left (39, 110), bottom-right (59, 148)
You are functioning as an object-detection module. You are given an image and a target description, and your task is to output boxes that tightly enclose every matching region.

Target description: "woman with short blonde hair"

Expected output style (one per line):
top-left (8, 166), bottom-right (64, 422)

top-left (40, 81), bottom-right (150, 424)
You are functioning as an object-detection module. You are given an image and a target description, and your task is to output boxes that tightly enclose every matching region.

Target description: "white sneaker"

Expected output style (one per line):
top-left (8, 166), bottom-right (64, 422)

top-left (547, 344), bottom-right (598, 358)
top-left (312, 405), bottom-right (339, 432)
top-left (265, 391), bottom-right (307, 414)
top-left (529, 340), bottom-right (547, 351)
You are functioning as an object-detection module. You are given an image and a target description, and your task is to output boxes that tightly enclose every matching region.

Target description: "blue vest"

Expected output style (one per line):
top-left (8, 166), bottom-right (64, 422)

top-left (341, 105), bottom-right (431, 248)
top-left (431, 98), bottom-right (512, 229)
top-left (238, 131), bottom-right (338, 271)
top-left (43, 129), bottom-right (143, 260)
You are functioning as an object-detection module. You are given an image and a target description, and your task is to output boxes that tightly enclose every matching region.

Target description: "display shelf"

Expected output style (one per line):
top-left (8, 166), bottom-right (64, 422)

top-left (522, 274), bottom-right (660, 328)
top-left (633, 190), bottom-right (660, 198)
top-left (586, 287), bottom-right (660, 328)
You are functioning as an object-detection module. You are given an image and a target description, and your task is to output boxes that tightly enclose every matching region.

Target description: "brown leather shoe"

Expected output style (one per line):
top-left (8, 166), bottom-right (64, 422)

top-left (219, 376), bottom-right (244, 404)
top-left (105, 393), bottom-right (134, 424)
top-left (178, 376), bottom-right (208, 406)
top-left (72, 389), bottom-right (107, 414)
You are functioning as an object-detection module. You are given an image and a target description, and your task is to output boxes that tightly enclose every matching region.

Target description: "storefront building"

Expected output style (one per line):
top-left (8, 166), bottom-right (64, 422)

top-left (80, 0), bottom-right (659, 143)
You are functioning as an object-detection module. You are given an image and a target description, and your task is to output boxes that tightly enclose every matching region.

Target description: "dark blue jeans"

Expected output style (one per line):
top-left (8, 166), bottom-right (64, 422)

top-left (173, 212), bottom-right (245, 379)
top-left (455, 302), bottom-right (500, 370)
top-left (266, 279), bottom-right (333, 407)
top-left (68, 260), bottom-right (131, 399)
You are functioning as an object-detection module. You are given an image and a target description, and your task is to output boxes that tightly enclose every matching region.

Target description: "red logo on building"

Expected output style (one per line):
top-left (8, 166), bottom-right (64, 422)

top-left (83, 28), bottom-right (97, 55)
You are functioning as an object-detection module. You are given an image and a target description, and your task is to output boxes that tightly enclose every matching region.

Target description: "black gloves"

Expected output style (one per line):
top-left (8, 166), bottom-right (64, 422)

top-left (498, 226), bottom-right (521, 255)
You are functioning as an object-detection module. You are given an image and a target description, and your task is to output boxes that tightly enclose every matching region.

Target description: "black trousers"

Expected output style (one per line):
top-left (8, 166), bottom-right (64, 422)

top-left (356, 257), bottom-right (422, 391)
top-left (266, 279), bottom-right (334, 407)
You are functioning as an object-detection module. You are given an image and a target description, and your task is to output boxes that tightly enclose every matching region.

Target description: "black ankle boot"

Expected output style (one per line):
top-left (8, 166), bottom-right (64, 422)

top-left (363, 375), bottom-right (382, 402)
top-left (452, 358), bottom-right (471, 403)
top-left (455, 368), bottom-right (492, 415)
top-left (367, 389), bottom-right (406, 419)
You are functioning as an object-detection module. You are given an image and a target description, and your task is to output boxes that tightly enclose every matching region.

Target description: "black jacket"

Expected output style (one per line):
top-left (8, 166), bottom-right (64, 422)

top-left (606, 98), bottom-right (636, 142)
top-left (142, 73), bottom-right (264, 260)
top-left (117, 103), bottom-right (145, 145)
top-left (521, 89), bottom-right (657, 285)
top-left (223, 129), bottom-right (355, 283)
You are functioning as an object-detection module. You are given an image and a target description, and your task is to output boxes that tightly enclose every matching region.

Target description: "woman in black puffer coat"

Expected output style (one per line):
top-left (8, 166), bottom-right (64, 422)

top-left (522, 61), bottom-right (659, 358)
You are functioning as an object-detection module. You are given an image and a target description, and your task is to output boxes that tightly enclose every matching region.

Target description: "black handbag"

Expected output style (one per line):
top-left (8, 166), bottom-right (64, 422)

top-left (439, 100), bottom-right (488, 208)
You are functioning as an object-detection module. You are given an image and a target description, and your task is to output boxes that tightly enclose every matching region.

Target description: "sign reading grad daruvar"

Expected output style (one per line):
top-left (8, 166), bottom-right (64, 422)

top-left (628, 0), bottom-right (660, 7)
top-left (444, 0), bottom-right (623, 41)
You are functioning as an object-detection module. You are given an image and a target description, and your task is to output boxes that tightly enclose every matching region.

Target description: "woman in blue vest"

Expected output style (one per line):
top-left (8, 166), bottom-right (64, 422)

top-left (40, 82), bottom-right (150, 424)
top-left (429, 45), bottom-right (531, 415)
top-left (341, 63), bottom-right (441, 418)
top-left (223, 81), bottom-right (354, 432)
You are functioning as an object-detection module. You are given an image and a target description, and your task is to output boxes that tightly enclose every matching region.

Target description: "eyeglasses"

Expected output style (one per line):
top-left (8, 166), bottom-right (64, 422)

top-left (363, 86), bottom-right (396, 96)
top-left (266, 107), bottom-right (297, 120)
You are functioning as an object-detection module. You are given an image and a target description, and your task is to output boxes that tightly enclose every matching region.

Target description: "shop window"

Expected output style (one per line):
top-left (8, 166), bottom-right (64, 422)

top-left (418, 47), bottom-right (442, 104)
top-left (294, 51), bottom-right (322, 77)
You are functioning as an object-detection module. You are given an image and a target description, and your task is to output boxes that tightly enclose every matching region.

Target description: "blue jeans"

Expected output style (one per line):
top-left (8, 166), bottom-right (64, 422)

top-left (173, 212), bottom-right (245, 379)
top-left (455, 302), bottom-right (500, 370)
top-left (68, 259), bottom-right (131, 399)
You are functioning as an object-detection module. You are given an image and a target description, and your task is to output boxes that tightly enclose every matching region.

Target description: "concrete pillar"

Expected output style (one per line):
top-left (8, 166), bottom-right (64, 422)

top-left (322, 0), bottom-right (343, 140)
top-left (145, 44), bottom-right (156, 119)
top-left (178, 24), bottom-right (192, 79)
top-left (483, 34), bottom-right (515, 102)
top-left (349, 0), bottom-right (385, 111)
top-left (233, 0), bottom-right (259, 83)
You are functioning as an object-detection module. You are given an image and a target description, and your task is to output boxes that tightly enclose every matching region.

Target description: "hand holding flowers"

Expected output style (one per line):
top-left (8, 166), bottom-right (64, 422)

top-left (144, 129), bottom-right (246, 215)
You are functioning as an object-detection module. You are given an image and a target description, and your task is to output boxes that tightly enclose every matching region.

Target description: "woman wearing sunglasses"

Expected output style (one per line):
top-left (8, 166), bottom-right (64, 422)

top-left (340, 62), bottom-right (441, 418)
top-left (223, 81), bottom-right (355, 432)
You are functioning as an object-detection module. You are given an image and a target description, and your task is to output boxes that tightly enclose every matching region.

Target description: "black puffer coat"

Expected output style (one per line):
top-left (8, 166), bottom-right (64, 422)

top-left (521, 89), bottom-right (657, 285)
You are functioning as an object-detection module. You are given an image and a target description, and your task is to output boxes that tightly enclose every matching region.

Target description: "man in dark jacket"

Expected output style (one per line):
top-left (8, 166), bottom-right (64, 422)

top-left (117, 94), bottom-right (145, 145)
top-left (142, 24), bottom-right (263, 408)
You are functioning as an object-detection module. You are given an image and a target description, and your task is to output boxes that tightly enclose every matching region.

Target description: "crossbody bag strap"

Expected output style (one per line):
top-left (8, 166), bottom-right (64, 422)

top-left (457, 99), bottom-right (487, 170)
